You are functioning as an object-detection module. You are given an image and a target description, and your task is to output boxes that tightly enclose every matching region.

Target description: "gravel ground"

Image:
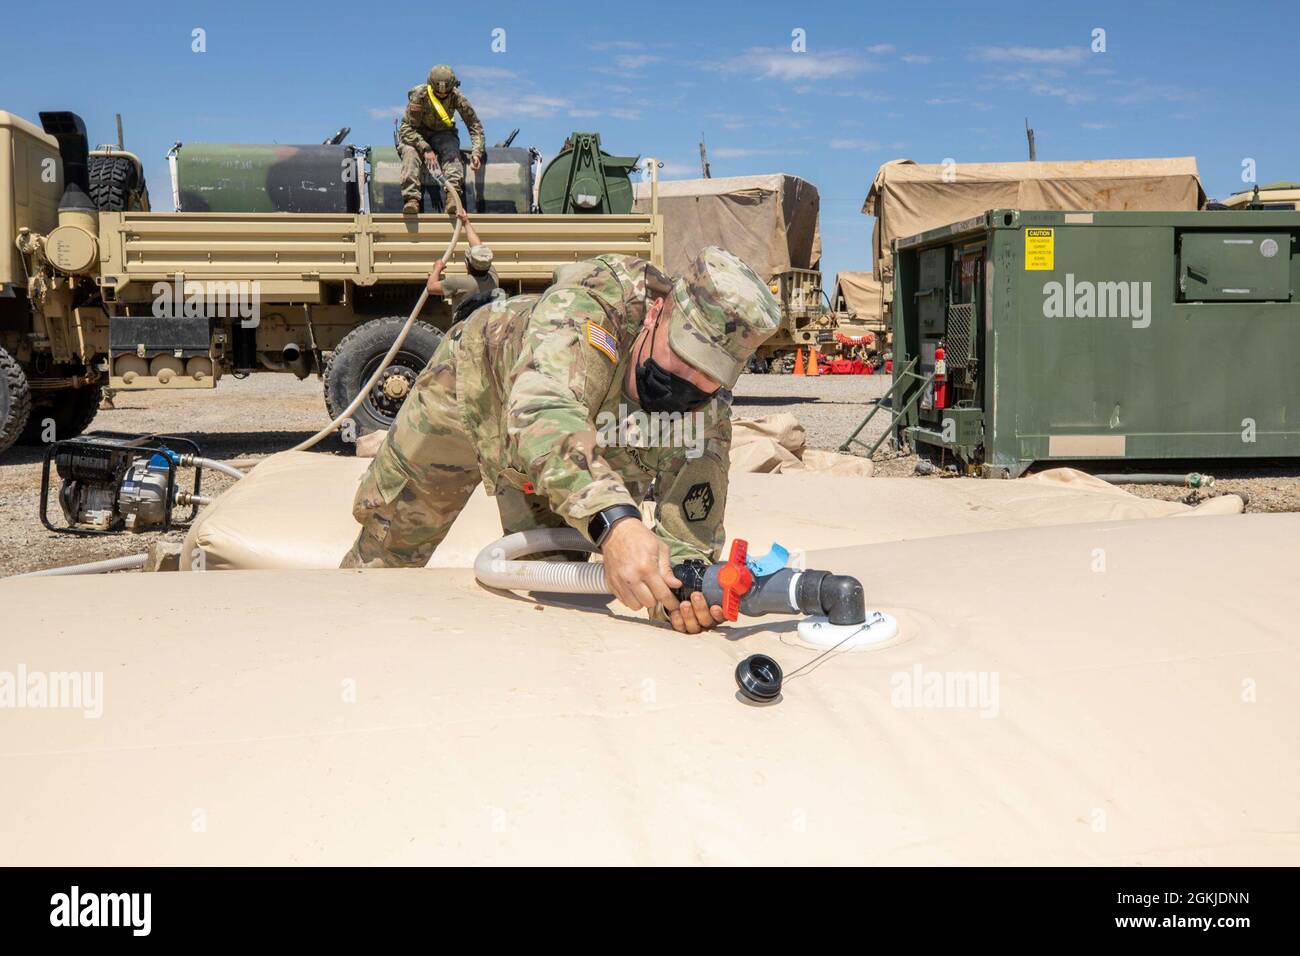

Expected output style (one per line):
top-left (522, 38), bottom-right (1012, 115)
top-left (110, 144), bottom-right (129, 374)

top-left (3, 369), bottom-right (1299, 576)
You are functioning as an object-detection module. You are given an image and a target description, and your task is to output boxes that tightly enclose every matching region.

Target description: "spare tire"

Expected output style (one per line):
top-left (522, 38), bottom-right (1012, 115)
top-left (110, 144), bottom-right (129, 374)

top-left (88, 154), bottom-right (148, 212)
top-left (323, 316), bottom-right (443, 436)
top-left (0, 347), bottom-right (32, 456)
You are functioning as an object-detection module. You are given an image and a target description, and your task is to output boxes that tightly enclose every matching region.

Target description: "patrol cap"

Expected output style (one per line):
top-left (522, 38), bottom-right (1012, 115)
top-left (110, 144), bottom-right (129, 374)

top-left (466, 244), bottom-right (493, 271)
top-left (668, 246), bottom-right (782, 388)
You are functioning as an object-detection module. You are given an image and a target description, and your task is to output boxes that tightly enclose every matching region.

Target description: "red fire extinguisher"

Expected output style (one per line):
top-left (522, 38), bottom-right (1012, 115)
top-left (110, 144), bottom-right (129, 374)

top-left (933, 342), bottom-right (948, 409)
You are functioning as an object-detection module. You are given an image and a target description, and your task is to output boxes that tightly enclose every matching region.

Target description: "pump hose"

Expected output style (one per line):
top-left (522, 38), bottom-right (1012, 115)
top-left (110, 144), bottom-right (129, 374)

top-left (473, 528), bottom-right (609, 594)
top-left (290, 216), bottom-right (465, 453)
top-left (189, 456), bottom-right (245, 481)
top-left (13, 553), bottom-right (148, 579)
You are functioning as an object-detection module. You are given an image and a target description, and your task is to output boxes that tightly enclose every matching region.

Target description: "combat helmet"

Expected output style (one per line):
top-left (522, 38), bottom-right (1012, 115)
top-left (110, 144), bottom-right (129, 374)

top-left (427, 64), bottom-right (459, 97)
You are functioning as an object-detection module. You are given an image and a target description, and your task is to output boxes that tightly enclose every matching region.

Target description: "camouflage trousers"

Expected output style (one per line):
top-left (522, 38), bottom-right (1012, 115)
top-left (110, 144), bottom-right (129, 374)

top-left (398, 130), bottom-right (465, 210)
top-left (340, 330), bottom-right (571, 568)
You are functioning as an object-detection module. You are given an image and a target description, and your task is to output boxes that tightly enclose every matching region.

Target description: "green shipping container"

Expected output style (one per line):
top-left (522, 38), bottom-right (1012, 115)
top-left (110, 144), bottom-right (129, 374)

top-left (890, 209), bottom-right (1300, 476)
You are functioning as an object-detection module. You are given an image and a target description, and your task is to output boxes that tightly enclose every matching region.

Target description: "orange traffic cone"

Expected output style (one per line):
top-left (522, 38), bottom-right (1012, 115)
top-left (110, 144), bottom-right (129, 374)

top-left (793, 348), bottom-right (805, 375)
top-left (807, 348), bottom-right (820, 376)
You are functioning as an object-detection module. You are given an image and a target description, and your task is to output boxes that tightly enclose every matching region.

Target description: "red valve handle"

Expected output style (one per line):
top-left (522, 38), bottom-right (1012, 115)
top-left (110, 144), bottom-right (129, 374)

top-left (715, 539), bottom-right (754, 622)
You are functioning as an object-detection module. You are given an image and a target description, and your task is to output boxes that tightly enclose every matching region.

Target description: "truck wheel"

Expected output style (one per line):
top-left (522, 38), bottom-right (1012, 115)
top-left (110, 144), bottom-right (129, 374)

top-left (323, 316), bottom-right (443, 435)
top-left (19, 384), bottom-right (103, 445)
top-left (0, 347), bottom-right (33, 456)
top-left (88, 154), bottom-right (146, 212)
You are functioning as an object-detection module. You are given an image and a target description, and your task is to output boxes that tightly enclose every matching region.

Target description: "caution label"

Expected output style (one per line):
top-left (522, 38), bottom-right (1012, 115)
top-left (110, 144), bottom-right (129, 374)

top-left (1024, 228), bottom-right (1054, 271)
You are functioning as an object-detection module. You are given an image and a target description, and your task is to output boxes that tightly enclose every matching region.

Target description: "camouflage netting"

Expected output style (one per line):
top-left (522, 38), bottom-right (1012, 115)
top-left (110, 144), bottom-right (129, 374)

top-left (633, 174), bottom-right (821, 280)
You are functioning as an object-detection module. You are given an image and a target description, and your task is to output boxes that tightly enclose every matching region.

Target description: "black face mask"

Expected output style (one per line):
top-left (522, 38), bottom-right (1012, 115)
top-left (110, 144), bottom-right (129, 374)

top-left (634, 314), bottom-right (715, 413)
top-left (636, 356), bottom-right (714, 413)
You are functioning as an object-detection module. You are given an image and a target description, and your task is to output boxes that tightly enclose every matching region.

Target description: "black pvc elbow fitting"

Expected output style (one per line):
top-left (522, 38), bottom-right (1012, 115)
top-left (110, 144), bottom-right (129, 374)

top-left (819, 574), bottom-right (866, 626)
top-left (796, 569), bottom-right (866, 625)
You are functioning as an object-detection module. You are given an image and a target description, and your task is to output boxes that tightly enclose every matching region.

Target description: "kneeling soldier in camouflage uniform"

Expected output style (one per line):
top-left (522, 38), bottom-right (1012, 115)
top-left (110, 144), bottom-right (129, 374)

top-left (398, 64), bottom-right (485, 216)
top-left (340, 246), bottom-right (781, 633)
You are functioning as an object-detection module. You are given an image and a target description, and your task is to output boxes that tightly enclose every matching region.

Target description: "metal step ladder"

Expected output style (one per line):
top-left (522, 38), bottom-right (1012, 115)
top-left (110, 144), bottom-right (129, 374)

top-left (838, 356), bottom-right (934, 458)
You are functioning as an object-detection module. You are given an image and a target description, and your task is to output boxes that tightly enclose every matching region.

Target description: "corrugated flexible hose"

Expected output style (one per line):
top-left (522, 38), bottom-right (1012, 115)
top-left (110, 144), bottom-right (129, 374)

top-left (473, 528), bottom-right (610, 594)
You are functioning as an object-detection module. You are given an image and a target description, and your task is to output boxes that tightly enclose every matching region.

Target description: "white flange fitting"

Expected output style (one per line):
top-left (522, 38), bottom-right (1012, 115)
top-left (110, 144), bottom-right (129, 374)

top-left (797, 610), bottom-right (899, 650)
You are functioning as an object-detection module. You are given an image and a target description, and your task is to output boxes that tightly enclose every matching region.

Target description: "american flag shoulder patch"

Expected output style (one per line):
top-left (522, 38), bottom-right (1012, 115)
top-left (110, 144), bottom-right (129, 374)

top-left (586, 322), bottom-right (618, 363)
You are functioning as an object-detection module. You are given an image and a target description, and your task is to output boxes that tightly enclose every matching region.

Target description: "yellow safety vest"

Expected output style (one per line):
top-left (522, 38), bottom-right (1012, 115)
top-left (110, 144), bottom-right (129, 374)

top-left (426, 86), bottom-right (456, 128)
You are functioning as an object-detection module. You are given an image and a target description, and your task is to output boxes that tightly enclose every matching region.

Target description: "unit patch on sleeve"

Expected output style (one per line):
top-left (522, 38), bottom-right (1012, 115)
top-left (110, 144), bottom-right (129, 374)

top-left (683, 481), bottom-right (715, 522)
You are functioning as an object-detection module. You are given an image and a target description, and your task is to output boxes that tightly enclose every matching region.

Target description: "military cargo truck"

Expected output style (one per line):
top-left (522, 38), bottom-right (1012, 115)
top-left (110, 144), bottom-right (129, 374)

top-left (0, 111), bottom-right (662, 454)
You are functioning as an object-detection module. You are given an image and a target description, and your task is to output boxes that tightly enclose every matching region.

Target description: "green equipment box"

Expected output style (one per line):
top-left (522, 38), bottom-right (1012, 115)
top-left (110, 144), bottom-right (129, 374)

top-left (890, 209), bottom-right (1300, 476)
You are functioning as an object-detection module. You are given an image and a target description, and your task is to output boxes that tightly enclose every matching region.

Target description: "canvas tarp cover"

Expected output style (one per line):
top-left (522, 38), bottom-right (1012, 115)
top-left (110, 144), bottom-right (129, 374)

top-left (633, 174), bottom-right (821, 279)
top-left (864, 157), bottom-right (1205, 279)
top-left (831, 271), bottom-right (884, 322)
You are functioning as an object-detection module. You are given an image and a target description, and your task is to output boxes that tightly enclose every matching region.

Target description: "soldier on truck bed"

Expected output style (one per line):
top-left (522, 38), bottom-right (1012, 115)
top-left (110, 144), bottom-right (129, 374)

top-left (426, 209), bottom-right (501, 323)
top-left (398, 63), bottom-right (485, 216)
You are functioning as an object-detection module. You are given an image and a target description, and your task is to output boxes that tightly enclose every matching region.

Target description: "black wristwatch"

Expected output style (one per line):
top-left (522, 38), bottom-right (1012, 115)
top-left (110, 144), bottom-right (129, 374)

top-left (587, 504), bottom-right (642, 547)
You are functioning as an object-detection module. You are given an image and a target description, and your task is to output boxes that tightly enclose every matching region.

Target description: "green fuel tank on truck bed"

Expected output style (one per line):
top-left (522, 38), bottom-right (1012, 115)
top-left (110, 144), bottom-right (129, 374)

top-left (888, 209), bottom-right (1300, 476)
top-left (174, 143), bottom-right (361, 213)
top-left (537, 132), bottom-right (638, 214)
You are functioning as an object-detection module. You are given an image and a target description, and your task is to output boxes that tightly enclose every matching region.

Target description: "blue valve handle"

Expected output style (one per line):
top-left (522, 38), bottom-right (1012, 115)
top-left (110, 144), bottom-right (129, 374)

top-left (746, 543), bottom-right (789, 578)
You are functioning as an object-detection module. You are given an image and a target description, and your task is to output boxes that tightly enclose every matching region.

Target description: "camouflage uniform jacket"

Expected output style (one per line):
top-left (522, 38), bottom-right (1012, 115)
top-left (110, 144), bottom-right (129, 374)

top-left (455, 255), bottom-right (732, 564)
top-left (398, 85), bottom-right (486, 159)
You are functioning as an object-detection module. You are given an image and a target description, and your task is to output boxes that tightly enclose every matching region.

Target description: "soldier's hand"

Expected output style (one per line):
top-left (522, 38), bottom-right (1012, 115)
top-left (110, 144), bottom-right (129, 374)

top-left (470, 154), bottom-right (482, 171)
top-left (456, 208), bottom-right (470, 224)
top-left (601, 519), bottom-right (680, 616)
top-left (670, 591), bottom-right (727, 635)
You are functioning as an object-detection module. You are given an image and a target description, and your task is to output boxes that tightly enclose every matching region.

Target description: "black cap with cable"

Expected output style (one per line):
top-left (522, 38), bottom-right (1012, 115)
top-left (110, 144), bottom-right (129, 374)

top-left (735, 654), bottom-right (783, 703)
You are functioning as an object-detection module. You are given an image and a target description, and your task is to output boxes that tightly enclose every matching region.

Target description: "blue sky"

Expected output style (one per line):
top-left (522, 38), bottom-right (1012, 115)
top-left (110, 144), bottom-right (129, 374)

top-left (3, 0), bottom-right (1295, 287)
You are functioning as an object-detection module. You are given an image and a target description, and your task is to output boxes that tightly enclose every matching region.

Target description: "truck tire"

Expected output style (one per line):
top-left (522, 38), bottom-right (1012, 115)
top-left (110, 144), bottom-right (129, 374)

top-left (323, 316), bottom-right (443, 435)
top-left (88, 154), bottom-right (146, 212)
top-left (19, 384), bottom-right (103, 445)
top-left (0, 347), bottom-right (32, 456)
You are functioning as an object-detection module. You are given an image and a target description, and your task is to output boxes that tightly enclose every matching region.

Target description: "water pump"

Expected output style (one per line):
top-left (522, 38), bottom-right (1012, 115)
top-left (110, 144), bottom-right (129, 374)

top-left (39, 435), bottom-right (205, 535)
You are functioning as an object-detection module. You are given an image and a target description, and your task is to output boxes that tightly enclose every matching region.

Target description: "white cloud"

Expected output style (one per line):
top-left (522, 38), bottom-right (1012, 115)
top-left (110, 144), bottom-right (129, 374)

top-left (655, 160), bottom-right (700, 180)
top-left (973, 45), bottom-right (1087, 64)
top-left (709, 46), bottom-right (876, 81)
top-left (712, 147), bottom-right (803, 158)
top-left (1081, 121), bottom-right (1113, 129)
top-left (368, 106), bottom-right (404, 120)
top-left (866, 43), bottom-right (895, 54)
top-left (830, 138), bottom-right (884, 151)
top-left (458, 65), bottom-right (517, 81)
top-left (591, 40), bottom-right (643, 51)
top-left (926, 97), bottom-right (962, 106)
top-left (615, 54), bottom-right (662, 70)
top-left (1029, 82), bottom-right (1093, 105)
top-left (901, 53), bottom-right (933, 64)
top-left (474, 91), bottom-right (573, 119)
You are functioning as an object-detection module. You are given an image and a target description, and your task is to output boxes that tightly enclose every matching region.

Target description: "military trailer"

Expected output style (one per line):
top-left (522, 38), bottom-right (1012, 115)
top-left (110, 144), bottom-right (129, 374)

top-left (0, 111), bottom-right (662, 454)
top-left (887, 208), bottom-right (1300, 476)
top-left (864, 158), bottom-right (1206, 333)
